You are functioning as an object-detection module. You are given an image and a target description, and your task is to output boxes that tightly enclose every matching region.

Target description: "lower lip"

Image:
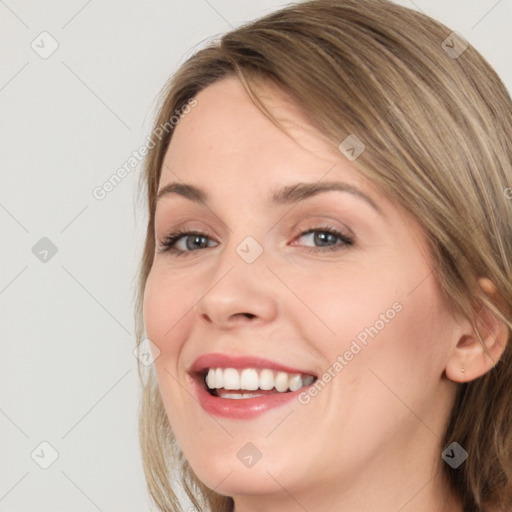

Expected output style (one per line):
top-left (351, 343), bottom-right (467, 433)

top-left (192, 377), bottom-right (308, 419)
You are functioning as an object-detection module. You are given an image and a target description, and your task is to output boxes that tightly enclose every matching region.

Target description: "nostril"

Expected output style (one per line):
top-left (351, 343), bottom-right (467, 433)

top-left (199, 313), bottom-right (213, 323)
top-left (231, 312), bottom-right (256, 320)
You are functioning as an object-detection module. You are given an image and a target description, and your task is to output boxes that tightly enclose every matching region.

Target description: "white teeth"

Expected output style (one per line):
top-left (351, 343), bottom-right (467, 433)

top-left (274, 371), bottom-right (289, 392)
top-left (215, 368), bottom-right (223, 389)
top-left (223, 368), bottom-right (240, 390)
top-left (240, 369), bottom-right (259, 390)
top-left (204, 367), bottom-right (315, 394)
top-left (218, 391), bottom-right (264, 400)
top-left (206, 369), bottom-right (215, 389)
top-left (259, 369), bottom-right (274, 390)
top-left (221, 392), bottom-right (246, 400)
top-left (288, 374), bottom-right (302, 392)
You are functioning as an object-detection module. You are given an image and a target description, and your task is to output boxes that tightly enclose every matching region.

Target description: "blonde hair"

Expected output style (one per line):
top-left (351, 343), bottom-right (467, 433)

top-left (135, 0), bottom-right (512, 510)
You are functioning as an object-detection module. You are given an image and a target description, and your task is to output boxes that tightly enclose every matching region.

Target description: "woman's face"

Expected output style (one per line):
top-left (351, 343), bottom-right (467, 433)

top-left (143, 77), bottom-right (461, 508)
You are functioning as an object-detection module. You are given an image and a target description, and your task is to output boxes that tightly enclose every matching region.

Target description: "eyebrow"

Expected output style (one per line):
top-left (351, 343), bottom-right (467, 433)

top-left (272, 181), bottom-right (382, 214)
top-left (156, 183), bottom-right (208, 203)
top-left (156, 181), bottom-right (383, 215)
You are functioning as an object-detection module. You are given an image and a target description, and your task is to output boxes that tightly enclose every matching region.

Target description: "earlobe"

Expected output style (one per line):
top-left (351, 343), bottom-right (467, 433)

top-left (445, 278), bottom-right (508, 384)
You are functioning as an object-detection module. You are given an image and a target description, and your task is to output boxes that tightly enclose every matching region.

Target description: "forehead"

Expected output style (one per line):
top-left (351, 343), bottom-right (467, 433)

top-left (162, 76), bottom-right (369, 191)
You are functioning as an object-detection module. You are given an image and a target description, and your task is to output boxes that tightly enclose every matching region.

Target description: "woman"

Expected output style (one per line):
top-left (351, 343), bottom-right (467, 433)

top-left (135, 0), bottom-right (512, 510)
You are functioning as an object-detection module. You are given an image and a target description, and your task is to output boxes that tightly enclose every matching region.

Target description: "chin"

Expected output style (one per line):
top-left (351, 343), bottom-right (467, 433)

top-left (182, 438), bottom-right (301, 497)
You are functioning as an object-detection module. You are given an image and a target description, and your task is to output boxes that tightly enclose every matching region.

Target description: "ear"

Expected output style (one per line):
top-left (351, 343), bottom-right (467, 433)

top-left (446, 278), bottom-right (509, 383)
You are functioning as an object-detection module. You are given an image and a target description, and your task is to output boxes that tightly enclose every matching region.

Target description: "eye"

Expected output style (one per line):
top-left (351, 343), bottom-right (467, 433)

top-left (292, 227), bottom-right (354, 252)
top-left (158, 230), bottom-right (217, 254)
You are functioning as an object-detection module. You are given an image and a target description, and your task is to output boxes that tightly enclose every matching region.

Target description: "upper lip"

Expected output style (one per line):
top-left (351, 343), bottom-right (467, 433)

top-left (189, 353), bottom-right (317, 376)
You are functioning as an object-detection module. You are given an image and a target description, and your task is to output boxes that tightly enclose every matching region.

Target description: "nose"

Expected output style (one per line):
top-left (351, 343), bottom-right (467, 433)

top-left (194, 250), bottom-right (278, 329)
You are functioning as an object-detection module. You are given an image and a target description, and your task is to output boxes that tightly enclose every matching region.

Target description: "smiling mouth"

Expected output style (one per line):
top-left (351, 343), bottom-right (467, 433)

top-left (202, 367), bottom-right (317, 399)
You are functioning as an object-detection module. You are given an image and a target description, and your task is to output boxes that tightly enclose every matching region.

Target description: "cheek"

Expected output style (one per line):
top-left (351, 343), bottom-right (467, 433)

top-left (282, 264), bottom-right (399, 355)
top-left (143, 267), bottom-right (197, 431)
top-left (143, 264), bottom-right (197, 358)
top-left (346, 274), bottom-right (452, 402)
top-left (285, 258), bottom-right (447, 381)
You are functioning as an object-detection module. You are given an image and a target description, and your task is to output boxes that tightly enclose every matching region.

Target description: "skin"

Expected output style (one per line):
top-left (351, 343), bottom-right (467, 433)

top-left (143, 76), bottom-right (507, 512)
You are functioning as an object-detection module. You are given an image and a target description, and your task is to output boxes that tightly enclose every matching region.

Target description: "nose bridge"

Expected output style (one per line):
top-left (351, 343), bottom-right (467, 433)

top-left (194, 233), bottom-right (277, 326)
top-left (208, 228), bottom-right (268, 287)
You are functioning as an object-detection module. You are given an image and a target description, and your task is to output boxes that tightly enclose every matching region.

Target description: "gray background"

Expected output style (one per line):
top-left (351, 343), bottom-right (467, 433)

top-left (1, 1), bottom-right (510, 511)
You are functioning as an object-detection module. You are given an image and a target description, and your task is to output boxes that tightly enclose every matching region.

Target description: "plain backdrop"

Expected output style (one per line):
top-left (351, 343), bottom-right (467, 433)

top-left (1, 1), bottom-right (511, 511)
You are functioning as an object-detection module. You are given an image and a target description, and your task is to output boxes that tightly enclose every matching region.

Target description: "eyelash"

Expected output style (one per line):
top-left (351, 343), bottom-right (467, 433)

top-left (158, 226), bottom-right (354, 256)
top-left (293, 227), bottom-right (354, 253)
top-left (158, 230), bottom-right (215, 256)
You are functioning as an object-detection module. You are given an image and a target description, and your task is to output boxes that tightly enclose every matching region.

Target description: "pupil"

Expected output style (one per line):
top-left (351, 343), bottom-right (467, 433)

top-left (314, 231), bottom-right (336, 246)
top-left (187, 235), bottom-right (207, 250)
